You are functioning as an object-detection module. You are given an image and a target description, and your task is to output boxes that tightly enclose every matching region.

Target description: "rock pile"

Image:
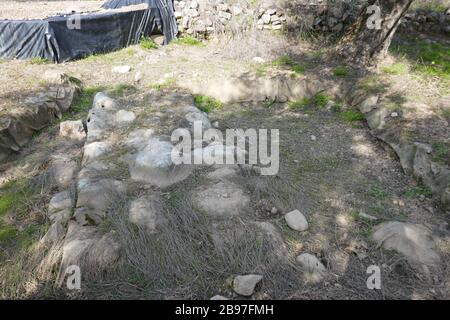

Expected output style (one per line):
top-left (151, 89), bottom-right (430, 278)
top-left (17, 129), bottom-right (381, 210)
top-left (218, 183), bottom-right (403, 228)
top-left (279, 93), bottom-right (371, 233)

top-left (0, 73), bottom-right (79, 162)
top-left (173, 0), bottom-right (287, 36)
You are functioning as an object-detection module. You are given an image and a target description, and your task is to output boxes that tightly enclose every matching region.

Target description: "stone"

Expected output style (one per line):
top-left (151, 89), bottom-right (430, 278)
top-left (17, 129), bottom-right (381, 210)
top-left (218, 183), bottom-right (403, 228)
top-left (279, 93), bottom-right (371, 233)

top-left (93, 92), bottom-right (118, 110)
top-left (82, 141), bottom-right (111, 164)
top-left (126, 129), bottom-right (155, 150)
top-left (296, 253), bottom-right (326, 276)
top-left (184, 106), bottom-right (211, 129)
top-left (190, 1), bottom-right (199, 9)
top-left (359, 211), bottom-right (378, 221)
top-left (310, 135), bottom-right (317, 141)
top-left (128, 196), bottom-right (162, 231)
top-left (112, 65), bottom-right (131, 74)
top-left (193, 181), bottom-right (250, 216)
top-left (233, 275), bottom-right (262, 296)
top-left (77, 179), bottom-right (126, 212)
top-left (150, 34), bottom-right (165, 45)
top-left (48, 191), bottom-right (72, 214)
top-left (359, 95), bottom-right (379, 113)
top-left (129, 138), bottom-right (192, 188)
top-left (59, 221), bottom-right (97, 273)
top-left (218, 11), bottom-right (232, 20)
top-left (252, 56), bottom-right (266, 64)
top-left (114, 110), bottom-right (136, 124)
top-left (40, 222), bottom-right (65, 245)
top-left (50, 156), bottom-right (78, 188)
top-left (42, 70), bottom-right (69, 85)
top-left (134, 71), bottom-right (142, 83)
top-left (285, 209), bottom-right (308, 231)
top-left (210, 295), bottom-right (228, 300)
top-left (49, 208), bottom-right (72, 224)
top-left (59, 120), bottom-right (86, 140)
top-left (372, 221), bottom-right (440, 266)
top-left (261, 13), bottom-right (271, 24)
top-left (87, 231), bottom-right (121, 268)
top-left (232, 6), bottom-right (242, 16)
top-left (391, 112), bottom-right (399, 118)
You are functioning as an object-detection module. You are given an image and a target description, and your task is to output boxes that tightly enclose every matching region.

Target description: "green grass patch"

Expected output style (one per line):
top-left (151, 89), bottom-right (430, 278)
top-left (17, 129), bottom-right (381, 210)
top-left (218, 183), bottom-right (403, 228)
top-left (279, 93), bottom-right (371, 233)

top-left (313, 93), bottom-right (329, 108)
top-left (194, 95), bottom-right (222, 113)
top-left (432, 142), bottom-right (449, 164)
top-left (70, 85), bottom-right (104, 114)
top-left (28, 57), bottom-right (48, 65)
top-left (381, 62), bottom-right (408, 75)
top-left (149, 78), bottom-right (176, 90)
top-left (171, 35), bottom-right (203, 46)
top-left (0, 225), bottom-right (17, 242)
top-left (288, 93), bottom-right (329, 111)
top-left (288, 97), bottom-right (310, 110)
top-left (0, 193), bottom-right (14, 217)
top-left (340, 110), bottom-right (364, 122)
top-left (333, 66), bottom-right (347, 77)
top-left (109, 84), bottom-right (137, 97)
top-left (369, 184), bottom-right (388, 200)
top-left (404, 186), bottom-right (433, 198)
top-left (140, 37), bottom-right (158, 50)
top-left (391, 39), bottom-right (450, 80)
top-left (271, 55), bottom-right (306, 74)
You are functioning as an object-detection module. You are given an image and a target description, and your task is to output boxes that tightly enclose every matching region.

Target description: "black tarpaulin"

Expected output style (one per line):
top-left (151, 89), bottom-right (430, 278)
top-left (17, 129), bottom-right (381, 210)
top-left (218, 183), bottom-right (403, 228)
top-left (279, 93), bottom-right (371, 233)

top-left (102, 0), bottom-right (178, 43)
top-left (0, 1), bottom-right (177, 63)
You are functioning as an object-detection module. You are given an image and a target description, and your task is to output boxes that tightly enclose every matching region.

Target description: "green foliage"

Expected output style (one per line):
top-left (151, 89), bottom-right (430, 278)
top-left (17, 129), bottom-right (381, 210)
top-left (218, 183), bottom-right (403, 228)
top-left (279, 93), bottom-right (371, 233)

top-left (404, 186), bottom-right (433, 198)
top-left (71, 85), bottom-right (103, 114)
top-left (432, 142), bottom-right (449, 164)
top-left (288, 93), bottom-right (329, 111)
top-left (313, 93), bottom-right (329, 108)
top-left (149, 78), bottom-right (176, 90)
top-left (140, 37), bottom-right (158, 50)
top-left (391, 39), bottom-right (450, 80)
top-left (272, 55), bottom-right (305, 74)
top-left (194, 95), bottom-right (222, 113)
top-left (288, 98), bottom-right (310, 110)
top-left (0, 193), bottom-right (13, 217)
top-left (28, 57), bottom-right (48, 65)
top-left (381, 63), bottom-right (408, 75)
top-left (333, 66), bottom-right (347, 77)
top-left (171, 36), bottom-right (203, 46)
top-left (369, 184), bottom-right (388, 200)
top-left (0, 225), bottom-right (17, 242)
top-left (109, 84), bottom-right (137, 97)
top-left (340, 110), bottom-right (364, 122)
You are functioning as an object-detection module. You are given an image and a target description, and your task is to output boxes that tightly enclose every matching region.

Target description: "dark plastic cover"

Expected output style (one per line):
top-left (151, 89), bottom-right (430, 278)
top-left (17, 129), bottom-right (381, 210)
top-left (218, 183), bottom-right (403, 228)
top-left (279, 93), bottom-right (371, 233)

top-left (0, 1), bottom-right (177, 63)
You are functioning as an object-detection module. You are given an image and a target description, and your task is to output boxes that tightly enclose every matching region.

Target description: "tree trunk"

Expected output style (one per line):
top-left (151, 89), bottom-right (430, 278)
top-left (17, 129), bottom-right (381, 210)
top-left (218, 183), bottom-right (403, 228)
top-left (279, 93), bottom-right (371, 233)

top-left (335, 0), bottom-right (414, 67)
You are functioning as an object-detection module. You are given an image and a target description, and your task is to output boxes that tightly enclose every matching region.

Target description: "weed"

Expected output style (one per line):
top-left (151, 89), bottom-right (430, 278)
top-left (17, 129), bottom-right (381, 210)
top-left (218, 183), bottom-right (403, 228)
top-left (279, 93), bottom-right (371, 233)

top-left (194, 95), bottom-right (222, 113)
top-left (288, 98), bottom-right (310, 110)
top-left (432, 142), bottom-right (449, 164)
top-left (369, 184), bottom-right (388, 200)
top-left (171, 36), bottom-right (203, 46)
top-left (109, 84), bottom-right (137, 97)
top-left (404, 186), bottom-right (433, 198)
top-left (340, 110), bottom-right (364, 122)
top-left (28, 57), bottom-right (48, 65)
top-left (149, 78), bottom-right (176, 90)
top-left (140, 37), bottom-right (158, 50)
top-left (333, 66), bottom-right (347, 77)
top-left (313, 93), bottom-right (329, 108)
top-left (381, 63), bottom-right (408, 75)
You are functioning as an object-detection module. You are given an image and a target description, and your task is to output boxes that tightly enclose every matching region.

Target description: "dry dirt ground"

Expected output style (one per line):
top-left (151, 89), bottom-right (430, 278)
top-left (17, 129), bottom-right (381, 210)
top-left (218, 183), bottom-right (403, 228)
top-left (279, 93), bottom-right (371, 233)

top-left (0, 1), bottom-right (104, 20)
top-left (0, 4), bottom-right (449, 299)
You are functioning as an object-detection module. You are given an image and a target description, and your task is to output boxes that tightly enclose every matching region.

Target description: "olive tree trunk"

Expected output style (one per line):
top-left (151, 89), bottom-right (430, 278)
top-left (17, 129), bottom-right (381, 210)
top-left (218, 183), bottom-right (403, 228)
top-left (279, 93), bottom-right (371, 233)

top-left (335, 0), bottom-right (414, 66)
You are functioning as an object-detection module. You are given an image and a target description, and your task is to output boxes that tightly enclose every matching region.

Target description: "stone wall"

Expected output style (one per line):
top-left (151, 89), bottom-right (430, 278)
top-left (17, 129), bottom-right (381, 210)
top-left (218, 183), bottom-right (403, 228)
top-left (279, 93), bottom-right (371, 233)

top-left (173, 0), bottom-right (450, 38)
top-left (173, 0), bottom-right (287, 37)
